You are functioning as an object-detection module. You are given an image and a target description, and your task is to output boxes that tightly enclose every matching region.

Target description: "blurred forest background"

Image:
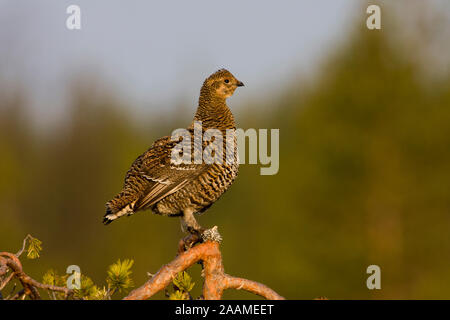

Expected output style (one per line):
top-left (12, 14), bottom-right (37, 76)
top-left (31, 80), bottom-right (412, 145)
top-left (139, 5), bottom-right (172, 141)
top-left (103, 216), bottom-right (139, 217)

top-left (1, 1), bottom-right (450, 299)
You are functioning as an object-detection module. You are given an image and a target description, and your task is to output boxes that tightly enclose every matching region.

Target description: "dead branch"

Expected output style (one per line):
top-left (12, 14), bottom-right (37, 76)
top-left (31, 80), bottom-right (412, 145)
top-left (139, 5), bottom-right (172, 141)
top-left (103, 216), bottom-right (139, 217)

top-left (15, 234), bottom-right (33, 257)
top-left (0, 251), bottom-right (73, 300)
top-left (124, 238), bottom-right (284, 300)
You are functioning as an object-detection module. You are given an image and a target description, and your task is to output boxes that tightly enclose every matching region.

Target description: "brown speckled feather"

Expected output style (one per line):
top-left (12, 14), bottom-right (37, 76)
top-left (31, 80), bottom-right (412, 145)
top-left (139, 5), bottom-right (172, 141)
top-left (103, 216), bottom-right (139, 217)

top-left (132, 136), bottom-right (210, 210)
top-left (104, 69), bottom-right (243, 227)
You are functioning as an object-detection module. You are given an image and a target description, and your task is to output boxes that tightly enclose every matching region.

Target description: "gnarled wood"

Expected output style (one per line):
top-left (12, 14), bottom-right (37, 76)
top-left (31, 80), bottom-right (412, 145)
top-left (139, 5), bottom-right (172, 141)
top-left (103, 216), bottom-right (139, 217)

top-left (124, 240), bottom-right (284, 300)
top-left (0, 251), bottom-right (73, 300)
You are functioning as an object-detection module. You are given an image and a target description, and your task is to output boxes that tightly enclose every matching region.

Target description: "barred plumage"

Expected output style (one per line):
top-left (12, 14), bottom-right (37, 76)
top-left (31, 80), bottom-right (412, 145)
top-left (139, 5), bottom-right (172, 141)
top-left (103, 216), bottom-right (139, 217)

top-left (104, 69), bottom-right (243, 234)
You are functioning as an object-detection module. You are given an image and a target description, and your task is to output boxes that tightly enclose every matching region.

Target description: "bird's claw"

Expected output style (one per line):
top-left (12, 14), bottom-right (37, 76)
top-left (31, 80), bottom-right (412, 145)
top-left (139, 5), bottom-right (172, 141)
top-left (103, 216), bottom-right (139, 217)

top-left (177, 232), bottom-right (201, 254)
top-left (177, 226), bottom-right (222, 255)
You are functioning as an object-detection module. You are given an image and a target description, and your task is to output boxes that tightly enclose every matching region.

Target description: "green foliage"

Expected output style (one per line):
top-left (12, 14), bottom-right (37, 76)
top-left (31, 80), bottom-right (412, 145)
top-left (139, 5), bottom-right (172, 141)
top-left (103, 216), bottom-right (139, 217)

top-left (173, 271), bottom-right (195, 293)
top-left (26, 236), bottom-right (42, 260)
top-left (43, 266), bottom-right (91, 300)
top-left (90, 286), bottom-right (109, 300)
top-left (169, 290), bottom-right (189, 300)
top-left (40, 259), bottom-right (135, 300)
top-left (42, 269), bottom-right (69, 300)
top-left (168, 271), bottom-right (195, 300)
top-left (42, 269), bottom-right (67, 287)
top-left (106, 259), bottom-right (134, 293)
top-left (34, 238), bottom-right (135, 299)
top-left (73, 275), bottom-right (97, 300)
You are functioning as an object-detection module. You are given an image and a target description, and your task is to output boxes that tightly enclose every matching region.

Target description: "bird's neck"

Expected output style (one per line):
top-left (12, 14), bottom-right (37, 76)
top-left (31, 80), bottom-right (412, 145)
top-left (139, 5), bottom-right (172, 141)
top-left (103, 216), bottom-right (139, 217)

top-left (191, 87), bottom-right (235, 130)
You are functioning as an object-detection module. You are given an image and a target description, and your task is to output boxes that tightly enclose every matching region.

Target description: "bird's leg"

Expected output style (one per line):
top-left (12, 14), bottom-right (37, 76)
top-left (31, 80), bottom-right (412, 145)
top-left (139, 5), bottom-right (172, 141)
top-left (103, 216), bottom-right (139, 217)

top-left (178, 208), bottom-right (205, 254)
top-left (180, 208), bottom-right (204, 235)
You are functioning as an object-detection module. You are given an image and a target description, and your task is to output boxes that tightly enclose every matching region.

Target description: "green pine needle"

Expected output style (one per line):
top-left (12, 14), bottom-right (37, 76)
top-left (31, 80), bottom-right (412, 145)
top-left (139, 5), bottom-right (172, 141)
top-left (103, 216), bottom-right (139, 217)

top-left (173, 271), bottom-right (195, 293)
top-left (169, 290), bottom-right (189, 300)
top-left (91, 286), bottom-right (109, 300)
top-left (26, 236), bottom-right (42, 259)
top-left (106, 259), bottom-right (134, 293)
top-left (73, 275), bottom-right (97, 299)
top-left (42, 269), bottom-right (57, 286)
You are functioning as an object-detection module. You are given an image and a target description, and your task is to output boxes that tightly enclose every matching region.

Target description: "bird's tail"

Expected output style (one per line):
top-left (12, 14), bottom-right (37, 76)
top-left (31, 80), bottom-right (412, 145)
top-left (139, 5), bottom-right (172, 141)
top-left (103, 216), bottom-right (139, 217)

top-left (103, 196), bottom-right (136, 225)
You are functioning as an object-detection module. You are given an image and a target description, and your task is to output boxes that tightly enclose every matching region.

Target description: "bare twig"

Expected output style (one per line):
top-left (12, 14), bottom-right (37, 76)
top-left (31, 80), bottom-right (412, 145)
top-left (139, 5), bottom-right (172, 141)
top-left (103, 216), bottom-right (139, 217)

top-left (15, 234), bottom-right (33, 257)
top-left (0, 251), bottom-right (73, 300)
top-left (0, 270), bottom-right (15, 291)
top-left (9, 289), bottom-right (25, 300)
top-left (5, 282), bottom-right (17, 300)
top-left (124, 239), bottom-right (284, 300)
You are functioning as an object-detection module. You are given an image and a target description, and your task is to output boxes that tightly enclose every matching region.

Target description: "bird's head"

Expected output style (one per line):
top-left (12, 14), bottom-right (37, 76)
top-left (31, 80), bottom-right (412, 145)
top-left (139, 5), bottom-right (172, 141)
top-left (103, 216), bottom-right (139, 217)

top-left (202, 69), bottom-right (244, 100)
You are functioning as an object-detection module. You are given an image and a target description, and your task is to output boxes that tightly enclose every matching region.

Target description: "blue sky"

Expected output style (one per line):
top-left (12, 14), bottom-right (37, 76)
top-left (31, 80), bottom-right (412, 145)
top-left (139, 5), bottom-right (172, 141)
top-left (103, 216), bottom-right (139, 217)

top-left (1, 0), bottom-right (362, 125)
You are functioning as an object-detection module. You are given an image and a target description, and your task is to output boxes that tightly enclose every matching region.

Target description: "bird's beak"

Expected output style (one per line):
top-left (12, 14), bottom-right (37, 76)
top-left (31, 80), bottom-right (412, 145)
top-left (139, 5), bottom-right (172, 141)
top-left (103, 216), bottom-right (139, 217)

top-left (236, 80), bottom-right (244, 87)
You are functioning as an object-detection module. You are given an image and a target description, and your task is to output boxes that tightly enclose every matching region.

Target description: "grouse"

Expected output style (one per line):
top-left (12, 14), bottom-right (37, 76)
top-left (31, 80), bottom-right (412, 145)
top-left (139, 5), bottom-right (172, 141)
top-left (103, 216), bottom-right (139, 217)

top-left (104, 69), bottom-right (244, 235)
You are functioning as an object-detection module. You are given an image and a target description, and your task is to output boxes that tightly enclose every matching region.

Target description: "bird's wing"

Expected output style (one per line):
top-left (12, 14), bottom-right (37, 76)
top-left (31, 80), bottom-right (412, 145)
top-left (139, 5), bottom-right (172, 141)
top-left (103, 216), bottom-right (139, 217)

top-left (130, 135), bottom-right (208, 211)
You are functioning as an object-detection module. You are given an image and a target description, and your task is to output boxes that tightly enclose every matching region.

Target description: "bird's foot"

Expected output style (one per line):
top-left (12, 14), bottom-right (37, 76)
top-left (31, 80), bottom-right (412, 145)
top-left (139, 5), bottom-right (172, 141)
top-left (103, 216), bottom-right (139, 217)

top-left (177, 232), bottom-right (202, 255)
top-left (177, 226), bottom-right (222, 255)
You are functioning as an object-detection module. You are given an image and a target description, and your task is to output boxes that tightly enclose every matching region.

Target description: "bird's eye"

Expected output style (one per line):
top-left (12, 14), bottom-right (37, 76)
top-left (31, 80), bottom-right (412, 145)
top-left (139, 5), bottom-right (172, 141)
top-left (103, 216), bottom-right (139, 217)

top-left (224, 79), bottom-right (229, 84)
